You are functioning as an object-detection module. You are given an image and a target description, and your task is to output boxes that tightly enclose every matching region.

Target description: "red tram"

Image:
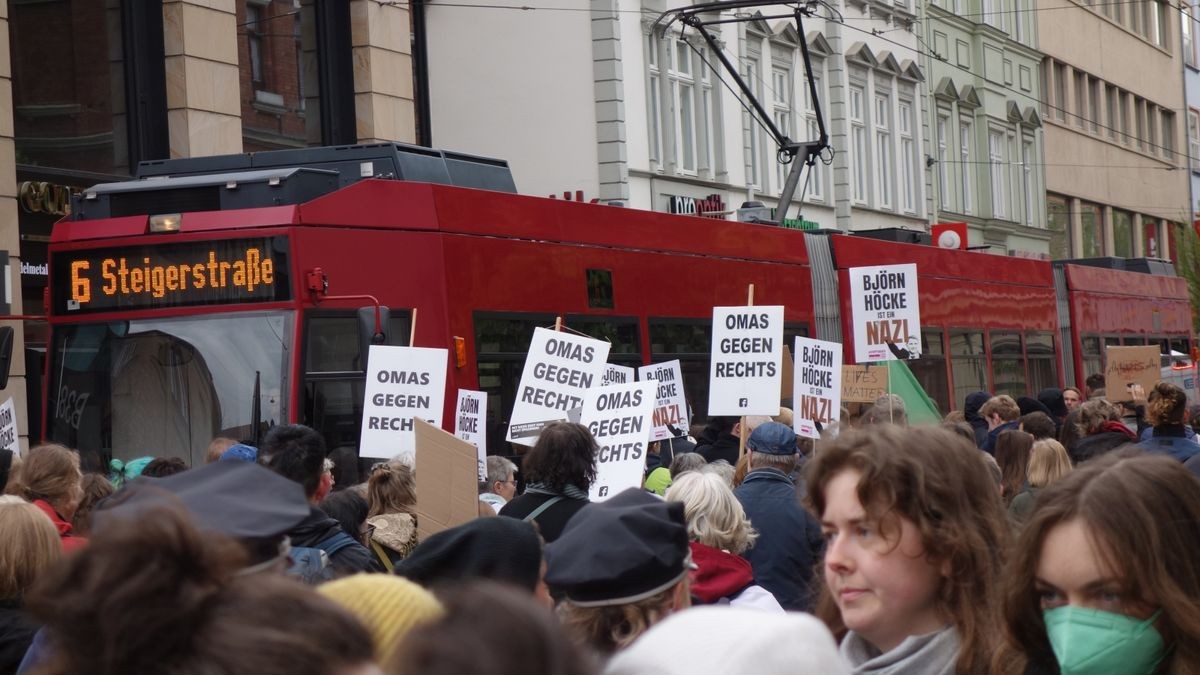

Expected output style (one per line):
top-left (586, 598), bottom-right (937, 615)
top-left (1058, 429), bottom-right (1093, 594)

top-left (42, 144), bottom-right (1193, 467)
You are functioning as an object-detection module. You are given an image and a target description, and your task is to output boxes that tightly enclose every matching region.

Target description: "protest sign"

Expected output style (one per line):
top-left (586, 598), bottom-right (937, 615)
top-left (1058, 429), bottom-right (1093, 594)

top-left (454, 390), bottom-right (488, 481)
top-left (841, 364), bottom-right (890, 403)
top-left (602, 363), bottom-right (635, 386)
top-left (359, 346), bottom-right (448, 461)
top-left (794, 337), bottom-right (842, 439)
top-left (638, 360), bottom-right (689, 441)
top-left (1104, 345), bottom-right (1161, 399)
top-left (414, 418), bottom-right (479, 539)
top-left (582, 381), bottom-right (656, 502)
top-left (708, 306), bottom-right (785, 416)
top-left (0, 398), bottom-right (18, 456)
top-left (779, 345), bottom-right (794, 401)
top-left (507, 328), bottom-right (611, 444)
top-left (849, 264), bottom-right (922, 363)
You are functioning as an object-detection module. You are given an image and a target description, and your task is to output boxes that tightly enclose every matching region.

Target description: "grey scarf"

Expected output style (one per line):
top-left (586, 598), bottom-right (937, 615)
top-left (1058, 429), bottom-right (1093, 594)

top-left (523, 481), bottom-right (589, 500)
top-left (840, 626), bottom-right (960, 675)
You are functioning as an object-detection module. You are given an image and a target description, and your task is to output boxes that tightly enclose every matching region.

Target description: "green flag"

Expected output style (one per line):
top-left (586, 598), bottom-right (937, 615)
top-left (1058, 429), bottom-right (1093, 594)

top-left (884, 359), bottom-right (942, 425)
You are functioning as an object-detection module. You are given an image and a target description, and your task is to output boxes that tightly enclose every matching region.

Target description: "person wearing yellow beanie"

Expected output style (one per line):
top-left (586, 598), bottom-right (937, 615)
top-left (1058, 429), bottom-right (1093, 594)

top-left (318, 574), bottom-right (444, 665)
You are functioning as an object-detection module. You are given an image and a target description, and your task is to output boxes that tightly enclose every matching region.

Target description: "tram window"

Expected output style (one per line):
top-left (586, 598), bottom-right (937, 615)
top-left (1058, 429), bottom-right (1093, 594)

top-left (650, 319), bottom-right (713, 422)
top-left (949, 332), bottom-right (988, 408)
top-left (303, 380), bottom-right (365, 454)
top-left (1104, 336), bottom-right (1122, 349)
top-left (1081, 335), bottom-right (1103, 382)
top-left (586, 269), bottom-right (614, 309)
top-left (565, 315), bottom-right (641, 355)
top-left (908, 329), bottom-right (949, 414)
top-left (305, 313), bottom-right (412, 373)
top-left (1122, 336), bottom-right (1147, 346)
top-left (991, 332), bottom-right (1027, 399)
top-left (474, 315), bottom-right (551, 355)
top-left (1027, 332), bottom-right (1058, 394)
top-left (1170, 337), bottom-right (1190, 357)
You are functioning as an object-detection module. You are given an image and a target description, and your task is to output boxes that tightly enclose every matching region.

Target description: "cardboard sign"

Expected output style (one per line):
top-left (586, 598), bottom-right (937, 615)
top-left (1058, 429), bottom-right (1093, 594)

top-left (359, 346), bottom-right (448, 461)
top-left (582, 381), bottom-right (656, 502)
top-left (708, 305), bottom-right (785, 416)
top-left (842, 364), bottom-right (889, 403)
top-left (602, 363), bottom-right (635, 386)
top-left (454, 390), bottom-right (488, 482)
top-left (507, 328), bottom-right (611, 444)
top-left (1104, 345), bottom-right (1161, 399)
top-left (849, 264), bottom-right (922, 363)
top-left (0, 398), bottom-right (18, 456)
top-left (794, 337), bottom-right (842, 439)
top-left (638, 360), bottom-right (690, 441)
top-left (414, 418), bottom-right (479, 540)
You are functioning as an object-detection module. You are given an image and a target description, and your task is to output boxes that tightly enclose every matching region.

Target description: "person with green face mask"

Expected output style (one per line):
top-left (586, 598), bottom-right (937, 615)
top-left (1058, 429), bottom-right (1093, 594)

top-left (993, 452), bottom-right (1200, 675)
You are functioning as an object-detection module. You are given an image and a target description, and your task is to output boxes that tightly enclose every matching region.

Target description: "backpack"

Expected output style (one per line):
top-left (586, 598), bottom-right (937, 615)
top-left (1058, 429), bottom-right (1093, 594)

top-left (286, 531), bottom-right (359, 584)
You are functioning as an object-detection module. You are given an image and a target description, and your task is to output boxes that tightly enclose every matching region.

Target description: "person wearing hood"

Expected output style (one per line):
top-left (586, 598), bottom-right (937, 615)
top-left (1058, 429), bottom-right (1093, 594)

top-left (1070, 399), bottom-right (1137, 464)
top-left (258, 424), bottom-right (378, 575)
top-left (664, 471), bottom-right (782, 612)
top-left (1019, 395), bottom-right (1061, 437)
top-left (365, 460), bottom-right (420, 572)
top-left (963, 392), bottom-right (992, 449)
top-left (980, 395), bottom-right (1021, 455)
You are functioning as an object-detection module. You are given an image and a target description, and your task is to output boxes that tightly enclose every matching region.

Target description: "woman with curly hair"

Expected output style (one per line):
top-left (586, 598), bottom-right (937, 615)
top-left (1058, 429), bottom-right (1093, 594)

top-left (1137, 382), bottom-right (1200, 463)
top-left (499, 423), bottom-right (598, 543)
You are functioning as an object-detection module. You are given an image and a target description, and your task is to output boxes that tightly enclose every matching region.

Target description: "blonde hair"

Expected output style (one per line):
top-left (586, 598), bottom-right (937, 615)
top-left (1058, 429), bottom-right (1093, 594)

top-left (367, 460), bottom-right (417, 518)
top-left (981, 395), bottom-right (1020, 422)
top-left (1026, 439), bottom-right (1072, 488)
top-left (665, 471), bottom-right (758, 554)
top-left (20, 444), bottom-right (82, 514)
top-left (0, 497), bottom-right (61, 599)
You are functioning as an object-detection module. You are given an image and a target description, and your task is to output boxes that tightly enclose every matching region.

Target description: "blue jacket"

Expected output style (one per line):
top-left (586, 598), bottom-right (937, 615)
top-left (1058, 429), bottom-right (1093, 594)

top-left (1138, 431), bottom-right (1200, 463)
top-left (982, 420), bottom-right (1020, 455)
top-left (734, 468), bottom-right (823, 612)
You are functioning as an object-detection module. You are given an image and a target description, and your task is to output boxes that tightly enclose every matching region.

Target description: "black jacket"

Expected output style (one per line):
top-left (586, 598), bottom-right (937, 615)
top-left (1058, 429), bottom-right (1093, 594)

top-left (499, 493), bottom-right (589, 543)
top-left (695, 433), bottom-right (740, 466)
top-left (964, 391), bottom-right (992, 449)
top-left (0, 600), bottom-right (38, 675)
top-left (288, 506), bottom-right (380, 575)
top-left (734, 469), bottom-right (823, 612)
top-left (1070, 431), bottom-right (1136, 465)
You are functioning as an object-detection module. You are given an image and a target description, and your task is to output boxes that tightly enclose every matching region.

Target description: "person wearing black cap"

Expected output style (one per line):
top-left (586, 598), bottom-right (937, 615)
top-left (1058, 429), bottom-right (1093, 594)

top-left (733, 421), bottom-right (823, 612)
top-left (545, 488), bottom-right (693, 659)
top-left (395, 517), bottom-right (552, 607)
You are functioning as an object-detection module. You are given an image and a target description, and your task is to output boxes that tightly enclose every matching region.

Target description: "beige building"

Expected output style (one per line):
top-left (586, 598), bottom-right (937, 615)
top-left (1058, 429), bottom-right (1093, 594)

top-left (0, 0), bottom-right (416, 451)
top-left (1038, 0), bottom-right (1188, 260)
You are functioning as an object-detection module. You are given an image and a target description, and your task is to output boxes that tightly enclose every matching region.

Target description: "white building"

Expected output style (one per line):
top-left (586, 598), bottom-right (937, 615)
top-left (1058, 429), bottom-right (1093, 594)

top-left (426, 0), bottom-right (928, 232)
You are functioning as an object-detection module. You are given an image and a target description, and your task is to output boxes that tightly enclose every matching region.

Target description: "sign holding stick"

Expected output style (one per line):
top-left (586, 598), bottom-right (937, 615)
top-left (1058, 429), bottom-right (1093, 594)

top-left (794, 337), bottom-right (842, 439)
top-left (841, 364), bottom-right (890, 403)
top-left (849, 263), bottom-right (922, 363)
top-left (582, 380), bottom-right (656, 502)
top-left (709, 305), bottom-right (784, 416)
top-left (1104, 345), bottom-right (1161, 398)
top-left (507, 328), bottom-right (611, 444)
top-left (359, 346), bottom-right (448, 462)
top-left (454, 389), bottom-right (488, 481)
top-left (638, 360), bottom-right (690, 441)
top-left (602, 363), bottom-right (635, 386)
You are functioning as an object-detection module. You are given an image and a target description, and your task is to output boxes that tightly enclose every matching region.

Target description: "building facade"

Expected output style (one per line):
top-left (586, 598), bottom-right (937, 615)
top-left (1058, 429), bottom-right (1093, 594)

top-left (1183, 0), bottom-right (1200, 224)
top-left (1037, 0), bottom-right (1188, 261)
top-left (1, 0), bottom-right (416, 449)
top-left (923, 0), bottom-right (1049, 254)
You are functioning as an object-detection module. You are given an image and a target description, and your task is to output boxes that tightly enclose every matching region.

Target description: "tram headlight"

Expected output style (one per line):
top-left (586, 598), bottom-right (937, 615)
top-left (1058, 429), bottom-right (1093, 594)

top-left (148, 213), bottom-right (182, 233)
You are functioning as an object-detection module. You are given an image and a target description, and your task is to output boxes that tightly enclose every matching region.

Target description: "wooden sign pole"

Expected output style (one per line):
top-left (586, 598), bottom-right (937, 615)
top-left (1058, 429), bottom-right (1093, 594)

top-left (738, 284), bottom-right (755, 461)
top-left (554, 316), bottom-right (563, 332)
top-left (409, 308), bottom-right (418, 346)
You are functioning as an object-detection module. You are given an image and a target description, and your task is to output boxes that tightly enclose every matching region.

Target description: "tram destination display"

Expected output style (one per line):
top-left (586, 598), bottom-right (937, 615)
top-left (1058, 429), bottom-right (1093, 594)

top-left (52, 236), bottom-right (291, 314)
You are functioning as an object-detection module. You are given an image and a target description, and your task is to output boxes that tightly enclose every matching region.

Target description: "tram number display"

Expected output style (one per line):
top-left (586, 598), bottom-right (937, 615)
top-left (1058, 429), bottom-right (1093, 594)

top-left (51, 237), bottom-right (291, 314)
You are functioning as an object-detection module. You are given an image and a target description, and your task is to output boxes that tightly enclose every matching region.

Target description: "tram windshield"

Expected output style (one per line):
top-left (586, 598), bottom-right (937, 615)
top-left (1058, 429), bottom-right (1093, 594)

top-left (47, 311), bottom-right (292, 469)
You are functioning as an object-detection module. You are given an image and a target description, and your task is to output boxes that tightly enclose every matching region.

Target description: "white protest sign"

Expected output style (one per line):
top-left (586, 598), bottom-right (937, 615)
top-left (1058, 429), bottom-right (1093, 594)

top-left (360, 346), bottom-right (448, 461)
top-left (638, 360), bottom-right (690, 441)
top-left (454, 390), bottom-right (488, 481)
top-left (708, 306), bottom-right (784, 416)
top-left (582, 381), bottom-right (656, 502)
top-left (793, 337), bottom-right (842, 439)
top-left (0, 398), bottom-right (18, 456)
top-left (507, 328), bottom-right (611, 444)
top-left (849, 264), bottom-right (922, 363)
top-left (602, 363), bottom-right (635, 386)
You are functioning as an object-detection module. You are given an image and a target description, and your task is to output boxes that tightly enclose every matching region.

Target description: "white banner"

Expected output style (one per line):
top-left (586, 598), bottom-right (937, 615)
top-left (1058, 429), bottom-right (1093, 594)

top-left (0, 398), bottom-right (19, 456)
top-left (360, 346), bottom-right (448, 462)
top-left (849, 264), bottom-right (922, 363)
top-left (507, 328), bottom-right (611, 444)
top-left (794, 337), bottom-right (842, 439)
top-left (582, 381), bottom-right (656, 502)
top-left (454, 390), bottom-right (488, 481)
top-left (708, 306), bottom-right (784, 416)
top-left (602, 363), bottom-right (635, 386)
top-left (638, 360), bottom-right (690, 441)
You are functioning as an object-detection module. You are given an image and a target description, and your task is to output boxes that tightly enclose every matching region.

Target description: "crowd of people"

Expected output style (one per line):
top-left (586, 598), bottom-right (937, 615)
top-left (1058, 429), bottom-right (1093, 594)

top-left (0, 375), bottom-right (1198, 675)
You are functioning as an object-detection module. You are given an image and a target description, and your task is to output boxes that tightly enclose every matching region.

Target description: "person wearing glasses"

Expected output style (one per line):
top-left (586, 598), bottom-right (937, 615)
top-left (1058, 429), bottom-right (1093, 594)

top-left (479, 456), bottom-right (519, 514)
